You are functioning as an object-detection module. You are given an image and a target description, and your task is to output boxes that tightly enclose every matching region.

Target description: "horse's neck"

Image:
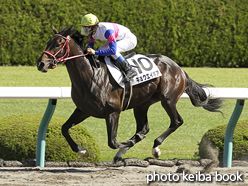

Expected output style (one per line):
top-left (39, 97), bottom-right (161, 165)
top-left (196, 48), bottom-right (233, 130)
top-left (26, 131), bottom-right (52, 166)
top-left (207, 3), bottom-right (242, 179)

top-left (65, 38), bottom-right (94, 86)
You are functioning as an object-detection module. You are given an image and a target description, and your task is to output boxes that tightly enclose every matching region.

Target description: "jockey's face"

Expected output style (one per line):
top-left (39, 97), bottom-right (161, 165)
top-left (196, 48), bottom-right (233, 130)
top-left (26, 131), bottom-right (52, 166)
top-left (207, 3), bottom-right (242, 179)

top-left (90, 26), bottom-right (98, 36)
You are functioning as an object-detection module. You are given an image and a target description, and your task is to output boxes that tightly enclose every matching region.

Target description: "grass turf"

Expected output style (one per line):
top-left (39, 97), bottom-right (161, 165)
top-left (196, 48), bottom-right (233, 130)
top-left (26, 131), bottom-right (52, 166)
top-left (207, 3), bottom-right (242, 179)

top-left (1, 66), bottom-right (248, 161)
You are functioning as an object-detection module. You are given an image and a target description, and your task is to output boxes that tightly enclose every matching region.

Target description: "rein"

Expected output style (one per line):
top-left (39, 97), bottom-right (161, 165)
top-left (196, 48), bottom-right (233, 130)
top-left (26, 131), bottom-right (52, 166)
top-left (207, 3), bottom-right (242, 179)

top-left (43, 34), bottom-right (89, 69)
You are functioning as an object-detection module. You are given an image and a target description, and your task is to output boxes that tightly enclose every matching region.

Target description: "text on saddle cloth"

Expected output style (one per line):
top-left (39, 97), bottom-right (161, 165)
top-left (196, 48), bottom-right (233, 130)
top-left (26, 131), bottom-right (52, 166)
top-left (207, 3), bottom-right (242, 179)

top-left (105, 54), bottom-right (162, 88)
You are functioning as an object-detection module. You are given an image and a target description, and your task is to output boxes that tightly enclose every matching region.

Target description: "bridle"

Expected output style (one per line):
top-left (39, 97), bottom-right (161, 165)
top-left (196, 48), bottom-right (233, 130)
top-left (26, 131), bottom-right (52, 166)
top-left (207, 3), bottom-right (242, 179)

top-left (44, 34), bottom-right (109, 95)
top-left (43, 34), bottom-right (88, 69)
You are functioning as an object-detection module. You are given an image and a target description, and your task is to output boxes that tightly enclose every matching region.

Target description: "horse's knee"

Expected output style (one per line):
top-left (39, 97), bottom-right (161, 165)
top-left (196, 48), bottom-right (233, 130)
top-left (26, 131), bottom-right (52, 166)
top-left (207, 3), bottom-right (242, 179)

top-left (170, 118), bottom-right (183, 129)
top-left (61, 123), bottom-right (69, 137)
top-left (177, 118), bottom-right (184, 127)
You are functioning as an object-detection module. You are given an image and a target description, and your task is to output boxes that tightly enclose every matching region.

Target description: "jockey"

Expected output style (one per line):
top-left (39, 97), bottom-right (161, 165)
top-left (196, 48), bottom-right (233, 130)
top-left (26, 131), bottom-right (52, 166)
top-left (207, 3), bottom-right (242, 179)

top-left (80, 13), bottom-right (137, 80)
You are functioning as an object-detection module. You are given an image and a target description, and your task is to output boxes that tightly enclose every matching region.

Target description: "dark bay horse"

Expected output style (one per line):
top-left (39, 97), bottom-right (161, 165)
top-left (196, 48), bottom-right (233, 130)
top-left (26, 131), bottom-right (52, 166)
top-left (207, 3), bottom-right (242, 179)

top-left (36, 26), bottom-right (223, 162)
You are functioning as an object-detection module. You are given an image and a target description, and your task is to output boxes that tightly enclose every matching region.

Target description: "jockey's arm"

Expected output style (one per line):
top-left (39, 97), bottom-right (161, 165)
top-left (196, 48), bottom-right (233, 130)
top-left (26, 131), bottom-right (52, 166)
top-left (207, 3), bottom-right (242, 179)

top-left (88, 36), bottom-right (95, 49)
top-left (94, 29), bottom-right (117, 56)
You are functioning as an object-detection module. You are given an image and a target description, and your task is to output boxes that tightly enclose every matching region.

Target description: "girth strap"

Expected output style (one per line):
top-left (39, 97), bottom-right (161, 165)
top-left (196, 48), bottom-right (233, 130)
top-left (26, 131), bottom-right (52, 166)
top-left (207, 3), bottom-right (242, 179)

top-left (121, 81), bottom-right (132, 111)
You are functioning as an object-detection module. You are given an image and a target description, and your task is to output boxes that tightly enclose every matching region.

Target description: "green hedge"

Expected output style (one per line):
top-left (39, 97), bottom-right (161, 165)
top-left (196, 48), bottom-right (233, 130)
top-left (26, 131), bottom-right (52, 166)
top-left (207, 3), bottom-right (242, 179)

top-left (199, 119), bottom-right (248, 161)
top-left (1, 0), bottom-right (248, 67)
top-left (0, 114), bottom-right (101, 163)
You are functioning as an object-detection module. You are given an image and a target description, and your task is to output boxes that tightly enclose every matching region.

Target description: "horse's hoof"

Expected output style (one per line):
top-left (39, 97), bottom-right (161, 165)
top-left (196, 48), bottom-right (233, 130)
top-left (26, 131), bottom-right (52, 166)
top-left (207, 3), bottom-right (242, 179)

top-left (78, 148), bottom-right (89, 157)
top-left (113, 156), bottom-right (123, 164)
top-left (152, 147), bottom-right (161, 159)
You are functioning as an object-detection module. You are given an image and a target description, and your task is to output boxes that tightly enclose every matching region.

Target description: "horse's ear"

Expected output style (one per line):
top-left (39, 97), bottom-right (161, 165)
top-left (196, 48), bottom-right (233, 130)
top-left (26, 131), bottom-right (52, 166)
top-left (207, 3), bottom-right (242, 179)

top-left (63, 25), bottom-right (74, 36)
top-left (52, 24), bottom-right (58, 34)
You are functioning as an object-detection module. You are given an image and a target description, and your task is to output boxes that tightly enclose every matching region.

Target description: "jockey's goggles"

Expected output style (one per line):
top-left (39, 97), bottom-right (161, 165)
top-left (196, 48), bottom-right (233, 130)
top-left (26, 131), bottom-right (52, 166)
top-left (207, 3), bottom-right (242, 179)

top-left (81, 26), bottom-right (90, 36)
top-left (81, 25), bottom-right (98, 36)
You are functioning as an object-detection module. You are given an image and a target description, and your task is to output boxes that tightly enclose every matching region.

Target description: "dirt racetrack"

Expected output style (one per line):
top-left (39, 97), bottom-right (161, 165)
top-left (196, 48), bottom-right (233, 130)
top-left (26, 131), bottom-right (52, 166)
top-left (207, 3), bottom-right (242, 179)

top-left (0, 159), bottom-right (247, 186)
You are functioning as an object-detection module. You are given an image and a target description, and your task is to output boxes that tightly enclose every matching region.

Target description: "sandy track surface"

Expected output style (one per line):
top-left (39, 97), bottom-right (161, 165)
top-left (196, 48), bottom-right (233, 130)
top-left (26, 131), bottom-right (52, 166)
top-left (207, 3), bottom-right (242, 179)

top-left (0, 165), bottom-right (247, 186)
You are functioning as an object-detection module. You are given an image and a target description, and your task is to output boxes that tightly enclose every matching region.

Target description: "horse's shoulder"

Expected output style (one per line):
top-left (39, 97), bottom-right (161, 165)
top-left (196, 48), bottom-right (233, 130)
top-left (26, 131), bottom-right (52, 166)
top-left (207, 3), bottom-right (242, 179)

top-left (86, 55), bottom-right (106, 68)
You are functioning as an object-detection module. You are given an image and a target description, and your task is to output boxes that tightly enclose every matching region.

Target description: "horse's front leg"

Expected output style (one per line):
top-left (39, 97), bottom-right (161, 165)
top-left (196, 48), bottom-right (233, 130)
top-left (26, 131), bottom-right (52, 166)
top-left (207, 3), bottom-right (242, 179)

top-left (105, 111), bottom-right (134, 163)
top-left (113, 105), bottom-right (151, 163)
top-left (62, 108), bottom-right (90, 157)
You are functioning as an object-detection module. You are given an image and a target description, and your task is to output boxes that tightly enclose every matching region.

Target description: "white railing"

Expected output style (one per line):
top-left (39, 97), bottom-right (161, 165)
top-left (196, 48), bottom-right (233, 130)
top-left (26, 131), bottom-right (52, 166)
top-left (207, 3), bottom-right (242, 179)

top-left (1, 87), bottom-right (248, 99)
top-left (0, 87), bottom-right (71, 99)
top-left (0, 87), bottom-right (247, 167)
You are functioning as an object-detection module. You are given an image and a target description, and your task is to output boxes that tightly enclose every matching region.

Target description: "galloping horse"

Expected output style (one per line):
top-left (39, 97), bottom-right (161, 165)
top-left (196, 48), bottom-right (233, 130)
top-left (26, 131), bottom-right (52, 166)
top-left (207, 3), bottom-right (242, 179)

top-left (36, 26), bottom-right (222, 162)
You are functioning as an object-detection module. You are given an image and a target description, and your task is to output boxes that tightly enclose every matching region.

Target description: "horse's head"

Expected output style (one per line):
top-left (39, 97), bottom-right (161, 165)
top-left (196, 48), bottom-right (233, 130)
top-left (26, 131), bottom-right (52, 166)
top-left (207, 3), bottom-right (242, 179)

top-left (36, 25), bottom-right (74, 72)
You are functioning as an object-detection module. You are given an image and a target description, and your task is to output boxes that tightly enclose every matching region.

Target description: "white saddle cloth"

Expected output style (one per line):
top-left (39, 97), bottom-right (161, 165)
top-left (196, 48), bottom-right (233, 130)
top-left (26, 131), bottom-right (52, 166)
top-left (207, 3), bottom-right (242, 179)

top-left (105, 54), bottom-right (162, 88)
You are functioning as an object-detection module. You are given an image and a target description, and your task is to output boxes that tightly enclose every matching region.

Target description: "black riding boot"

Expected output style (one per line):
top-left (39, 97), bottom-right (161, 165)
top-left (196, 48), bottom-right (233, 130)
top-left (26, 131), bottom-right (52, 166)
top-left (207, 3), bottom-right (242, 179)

top-left (120, 60), bottom-right (137, 81)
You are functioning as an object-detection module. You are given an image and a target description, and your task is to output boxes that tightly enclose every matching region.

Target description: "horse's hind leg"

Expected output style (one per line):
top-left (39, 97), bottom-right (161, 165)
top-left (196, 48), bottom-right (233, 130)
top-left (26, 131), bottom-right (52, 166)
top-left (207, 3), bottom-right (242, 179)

top-left (114, 104), bottom-right (150, 162)
top-left (62, 108), bottom-right (90, 157)
top-left (152, 98), bottom-right (183, 159)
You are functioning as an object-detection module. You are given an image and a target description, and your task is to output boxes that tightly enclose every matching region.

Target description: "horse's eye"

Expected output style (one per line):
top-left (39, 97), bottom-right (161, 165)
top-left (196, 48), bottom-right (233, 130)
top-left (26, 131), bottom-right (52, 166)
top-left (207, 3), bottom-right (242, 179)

top-left (55, 43), bottom-right (60, 48)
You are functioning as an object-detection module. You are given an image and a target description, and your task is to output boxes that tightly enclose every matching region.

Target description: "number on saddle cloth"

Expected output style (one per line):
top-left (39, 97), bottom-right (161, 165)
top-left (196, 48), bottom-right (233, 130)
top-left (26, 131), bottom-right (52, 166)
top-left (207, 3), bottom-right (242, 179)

top-left (105, 54), bottom-right (162, 88)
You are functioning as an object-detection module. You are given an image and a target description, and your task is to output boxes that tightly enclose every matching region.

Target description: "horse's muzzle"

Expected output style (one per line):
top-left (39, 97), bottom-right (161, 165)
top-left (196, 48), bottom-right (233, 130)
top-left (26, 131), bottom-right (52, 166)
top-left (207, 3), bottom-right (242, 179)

top-left (37, 62), bottom-right (45, 71)
top-left (36, 61), bottom-right (50, 73)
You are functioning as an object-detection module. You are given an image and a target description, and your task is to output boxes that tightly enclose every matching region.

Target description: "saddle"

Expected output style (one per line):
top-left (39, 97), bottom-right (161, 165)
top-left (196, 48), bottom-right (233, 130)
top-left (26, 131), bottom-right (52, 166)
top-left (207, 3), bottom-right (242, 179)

top-left (89, 53), bottom-right (135, 111)
top-left (89, 53), bottom-right (162, 111)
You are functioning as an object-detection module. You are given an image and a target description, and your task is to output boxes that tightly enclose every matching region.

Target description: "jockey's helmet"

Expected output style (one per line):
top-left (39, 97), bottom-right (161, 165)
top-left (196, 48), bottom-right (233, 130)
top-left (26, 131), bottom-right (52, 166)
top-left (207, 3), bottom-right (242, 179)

top-left (80, 13), bottom-right (99, 36)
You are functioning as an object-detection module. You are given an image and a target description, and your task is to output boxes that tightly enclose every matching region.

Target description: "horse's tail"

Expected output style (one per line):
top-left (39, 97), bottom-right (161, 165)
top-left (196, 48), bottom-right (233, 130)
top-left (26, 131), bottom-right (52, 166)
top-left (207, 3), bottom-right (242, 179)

top-left (184, 71), bottom-right (223, 113)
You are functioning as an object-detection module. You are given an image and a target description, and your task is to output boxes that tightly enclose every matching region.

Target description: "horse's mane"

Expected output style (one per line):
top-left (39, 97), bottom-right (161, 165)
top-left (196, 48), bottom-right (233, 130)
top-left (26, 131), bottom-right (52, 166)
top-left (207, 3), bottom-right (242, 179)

top-left (58, 26), bottom-right (103, 67)
top-left (59, 26), bottom-right (87, 51)
top-left (71, 29), bottom-right (87, 51)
